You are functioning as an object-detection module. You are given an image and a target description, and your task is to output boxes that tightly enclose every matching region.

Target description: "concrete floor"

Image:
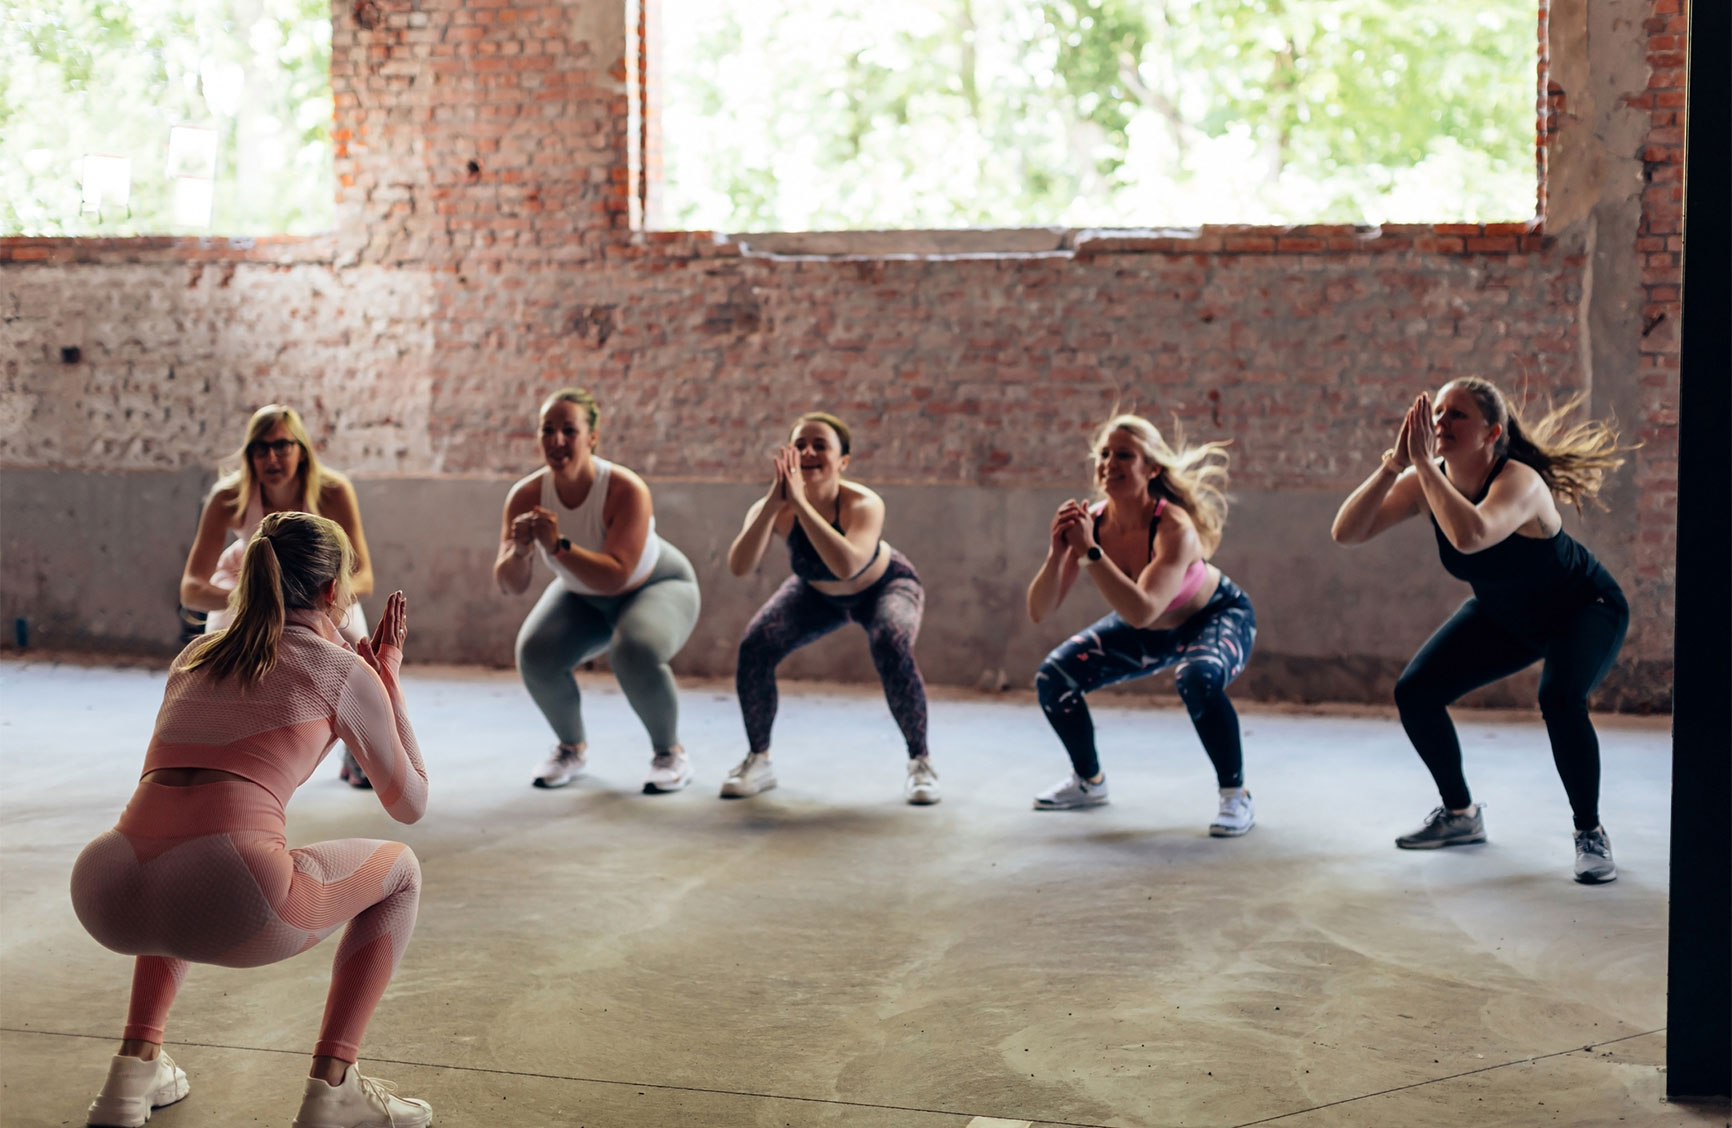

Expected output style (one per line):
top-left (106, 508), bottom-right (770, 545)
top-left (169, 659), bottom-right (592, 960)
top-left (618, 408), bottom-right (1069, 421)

top-left (0, 658), bottom-right (1715, 1127)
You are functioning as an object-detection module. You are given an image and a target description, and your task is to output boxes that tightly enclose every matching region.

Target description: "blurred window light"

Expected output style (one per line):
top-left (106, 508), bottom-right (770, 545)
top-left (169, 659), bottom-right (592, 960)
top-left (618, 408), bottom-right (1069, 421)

top-left (199, 59), bottom-right (247, 120)
top-left (167, 126), bottom-right (220, 180)
top-left (2, 0), bottom-right (332, 236)
top-left (80, 155), bottom-right (133, 215)
top-left (172, 176), bottom-right (216, 228)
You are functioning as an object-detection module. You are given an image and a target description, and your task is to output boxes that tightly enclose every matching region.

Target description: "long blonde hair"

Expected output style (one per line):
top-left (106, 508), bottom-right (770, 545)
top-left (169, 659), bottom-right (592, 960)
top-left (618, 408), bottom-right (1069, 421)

top-left (213, 405), bottom-right (336, 524)
top-left (1090, 414), bottom-right (1231, 554)
top-left (179, 512), bottom-right (354, 686)
top-left (1446, 377), bottom-right (1631, 510)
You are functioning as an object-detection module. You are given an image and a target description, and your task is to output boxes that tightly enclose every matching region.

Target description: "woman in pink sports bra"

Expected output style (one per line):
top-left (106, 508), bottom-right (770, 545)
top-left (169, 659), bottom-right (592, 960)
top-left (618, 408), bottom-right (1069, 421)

top-left (180, 404), bottom-right (378, 788)
top-left (1025, 413), bottom-right (1259, 835)
top-left (72, 512), bottom-right (434, 1128)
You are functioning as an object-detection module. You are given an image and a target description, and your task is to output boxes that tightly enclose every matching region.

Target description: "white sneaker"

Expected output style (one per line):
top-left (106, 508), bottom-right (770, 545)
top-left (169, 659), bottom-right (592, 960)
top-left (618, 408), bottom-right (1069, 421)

top-left (532, 744), bottom-right (586, 789)
top-left (720, 752), bottom-right (776, 798)
top-left (86, 1052), bottom-right (189, 1127)
top-left (905, 757), bottom-right (941, 805)
top-left (643, 749), bottom-right (693, 794)
top-left (291, 1064), bottom-right (432, 1128)
top-left (1209, 788), bottom-right (1255, 837)
top-left (1032, 772), bottom-right (1109, 810)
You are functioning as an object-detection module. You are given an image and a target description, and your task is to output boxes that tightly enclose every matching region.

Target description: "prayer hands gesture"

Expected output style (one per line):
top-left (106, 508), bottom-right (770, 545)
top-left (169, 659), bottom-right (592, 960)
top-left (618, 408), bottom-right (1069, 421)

top-left (1404, 393), bottom-right (1437, 465)
top-left (356, 590), bottom-right (407, 670)
top-left (773, 445), bottom-right (808, 507)
top-left (1385, 408), bottom-right (1413, 472)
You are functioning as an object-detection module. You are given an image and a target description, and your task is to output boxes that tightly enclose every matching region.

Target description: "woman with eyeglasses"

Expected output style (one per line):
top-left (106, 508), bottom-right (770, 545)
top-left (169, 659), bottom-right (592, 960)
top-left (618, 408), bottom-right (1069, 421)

top-left (180, 405), bottom-right (378, 786)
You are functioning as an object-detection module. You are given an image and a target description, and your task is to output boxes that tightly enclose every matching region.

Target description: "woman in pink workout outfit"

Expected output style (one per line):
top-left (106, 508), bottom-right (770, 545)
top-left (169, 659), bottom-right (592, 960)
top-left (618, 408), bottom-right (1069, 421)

top-left (71, 512), bottom-right (434, 1128)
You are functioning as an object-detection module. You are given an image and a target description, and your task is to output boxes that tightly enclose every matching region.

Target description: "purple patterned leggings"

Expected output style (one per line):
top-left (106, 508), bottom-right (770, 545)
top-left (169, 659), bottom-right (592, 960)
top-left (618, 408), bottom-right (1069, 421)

top-left (737, 552), bottom-right (929, 758)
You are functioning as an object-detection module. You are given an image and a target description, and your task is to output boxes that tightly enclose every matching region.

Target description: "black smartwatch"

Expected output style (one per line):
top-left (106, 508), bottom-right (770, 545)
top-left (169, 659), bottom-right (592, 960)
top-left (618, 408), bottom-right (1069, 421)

top-left (555, 535), bottom-right (572, 555)
top-left (1084, 545), bottom-right (1104, 566)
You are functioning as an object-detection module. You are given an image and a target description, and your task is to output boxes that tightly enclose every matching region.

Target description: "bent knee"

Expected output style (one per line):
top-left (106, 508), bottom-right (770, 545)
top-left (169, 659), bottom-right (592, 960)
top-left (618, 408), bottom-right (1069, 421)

top-left (1174, 661), bottom-right (1225, 706)
top-left (1035, 658), bottom-right (1073, 711)
top-left (1393, 669), bottom-right (1441, 713)
top-left (1536, 683), bottom-right (1590, 718)
top-left (385, 844), bottom-right (422, 895)
top-left (609, 632), bottom-right (664, 674)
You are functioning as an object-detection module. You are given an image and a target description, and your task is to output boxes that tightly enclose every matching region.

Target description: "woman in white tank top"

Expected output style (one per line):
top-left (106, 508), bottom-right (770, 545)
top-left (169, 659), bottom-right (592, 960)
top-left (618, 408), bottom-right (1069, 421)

top-left (179, 404), bottom-right (379, 787)
top-left (493, 388), bottom-right (702, 795)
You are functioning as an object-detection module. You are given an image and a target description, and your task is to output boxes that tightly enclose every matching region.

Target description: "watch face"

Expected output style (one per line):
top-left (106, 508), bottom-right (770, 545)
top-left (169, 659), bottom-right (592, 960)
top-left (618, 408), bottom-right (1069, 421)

top-left (1087, 546), bottom-right (1103, 561)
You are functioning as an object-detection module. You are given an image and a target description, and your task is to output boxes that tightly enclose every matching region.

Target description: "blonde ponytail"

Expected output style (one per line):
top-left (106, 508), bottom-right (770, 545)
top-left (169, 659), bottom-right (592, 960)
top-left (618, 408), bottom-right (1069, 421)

top-left (179, 512), bottom-right (353, 686)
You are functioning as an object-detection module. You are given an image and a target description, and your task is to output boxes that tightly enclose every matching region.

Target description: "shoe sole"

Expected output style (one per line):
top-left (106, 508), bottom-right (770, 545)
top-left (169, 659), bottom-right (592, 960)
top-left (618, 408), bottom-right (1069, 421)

top-left (532, 774), bottom-right (581, 790)
top-left (1575, 868), bottom-right (1618, 884)
top-left (1394, 834), bottom-right (1486, 849)
top-left (1032, 798), bottom-right (1109, 810)
top-left (906, 793), bottom-right (941, 806)
top-left (643, 775), bottom-right (693, 794)
top-left (88, 1074), bottom-right (189, 1127)
top-left (720, 779), bottom-right (776, 798)
top-left (1209, 821), bottom-right (1254, 837)
top-left (291, 1108), bottom-right (431, 1128)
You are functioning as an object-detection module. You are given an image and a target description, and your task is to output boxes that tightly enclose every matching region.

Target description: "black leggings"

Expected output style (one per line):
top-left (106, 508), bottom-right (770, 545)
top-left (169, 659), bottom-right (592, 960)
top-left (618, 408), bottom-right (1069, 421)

top-left (1394, 591), bottom-right (1629, 831)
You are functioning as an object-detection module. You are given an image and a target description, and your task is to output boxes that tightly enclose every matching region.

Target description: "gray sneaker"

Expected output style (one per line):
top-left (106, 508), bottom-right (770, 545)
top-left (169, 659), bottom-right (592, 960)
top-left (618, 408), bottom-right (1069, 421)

top-left (1395, 805), bottom-right (1486, 849)
top-left (1573, 826), bottom-right (1618, 884)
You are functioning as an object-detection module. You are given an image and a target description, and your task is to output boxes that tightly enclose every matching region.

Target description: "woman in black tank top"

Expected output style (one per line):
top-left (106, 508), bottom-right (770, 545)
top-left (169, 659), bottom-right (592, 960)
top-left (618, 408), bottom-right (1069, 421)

top-left (1332, 377), bottom-right (1631, 884)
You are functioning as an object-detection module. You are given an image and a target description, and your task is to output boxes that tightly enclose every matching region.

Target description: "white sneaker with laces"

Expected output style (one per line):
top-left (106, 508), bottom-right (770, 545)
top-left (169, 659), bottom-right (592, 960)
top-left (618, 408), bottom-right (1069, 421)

top-left (643, 749), bottom-right (693, 794)
top-left (1209, 788), bottom-right (1255, 837)
top-left (720, 752), bottom-right (776, 798)
top-left (905, 757), bottom-right (941, 805)
top-left (532, 743), bottom-right (586, 789)
top-left (1033, 772), bottom-right (1109, 810)
top-left (291, 1064), bottom-right (432, 1128)
top-left (86, 1052), bottom-right (189, 1127)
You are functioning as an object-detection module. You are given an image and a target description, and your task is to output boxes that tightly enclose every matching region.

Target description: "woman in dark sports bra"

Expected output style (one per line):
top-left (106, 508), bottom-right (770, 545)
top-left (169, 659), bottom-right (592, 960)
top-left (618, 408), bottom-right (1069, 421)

top-left (1025, 414), bottom-right (1258, 836)
top-left (1332, 376), bottom-right (1630, 884)
top-left (724, 412), bottom-right (937, 805)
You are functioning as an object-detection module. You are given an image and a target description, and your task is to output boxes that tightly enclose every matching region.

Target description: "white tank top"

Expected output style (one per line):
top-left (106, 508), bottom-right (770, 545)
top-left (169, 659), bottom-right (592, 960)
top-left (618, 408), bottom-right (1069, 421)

top-left (205, 485), bottom-right (367, 639)
top-left (536, 459), bottom-right (659, 595)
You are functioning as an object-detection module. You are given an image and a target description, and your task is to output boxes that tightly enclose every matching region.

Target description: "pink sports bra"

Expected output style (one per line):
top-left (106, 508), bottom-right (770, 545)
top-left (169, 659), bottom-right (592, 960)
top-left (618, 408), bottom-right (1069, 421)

top-left (1091, 498), bottom-right (1209, 613)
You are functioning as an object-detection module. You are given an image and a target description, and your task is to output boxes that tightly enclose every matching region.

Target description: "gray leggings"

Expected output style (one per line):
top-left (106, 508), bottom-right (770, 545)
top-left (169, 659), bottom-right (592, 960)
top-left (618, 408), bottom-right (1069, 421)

top-left (515, 540), bottom-right (701, 751)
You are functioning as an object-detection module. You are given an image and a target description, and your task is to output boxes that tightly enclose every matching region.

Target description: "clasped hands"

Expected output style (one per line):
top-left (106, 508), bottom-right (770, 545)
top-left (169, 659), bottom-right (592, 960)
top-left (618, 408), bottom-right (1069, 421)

top-left (510, 507), bottom-right (563, 556)
top-left (1050, 499), bottom-right (1098, 558)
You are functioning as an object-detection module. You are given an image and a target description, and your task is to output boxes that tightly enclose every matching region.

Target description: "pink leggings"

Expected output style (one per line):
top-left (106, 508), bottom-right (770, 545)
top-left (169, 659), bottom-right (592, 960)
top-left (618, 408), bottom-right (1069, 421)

top-left (71, 783), bottom-right (420, 1062)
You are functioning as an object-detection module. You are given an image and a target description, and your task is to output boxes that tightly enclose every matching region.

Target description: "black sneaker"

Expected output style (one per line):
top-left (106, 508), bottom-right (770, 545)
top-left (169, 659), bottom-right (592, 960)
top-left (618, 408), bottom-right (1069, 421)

top-left (1395, 805), bottom-right (1486, 849)
top-left (1573, 826), bottom-right (1617, 884)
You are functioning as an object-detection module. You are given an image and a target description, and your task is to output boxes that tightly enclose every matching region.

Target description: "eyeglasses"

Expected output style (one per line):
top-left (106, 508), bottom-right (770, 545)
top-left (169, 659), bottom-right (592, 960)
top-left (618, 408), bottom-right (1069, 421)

top-left (248, 439), bottom-right (300, 458)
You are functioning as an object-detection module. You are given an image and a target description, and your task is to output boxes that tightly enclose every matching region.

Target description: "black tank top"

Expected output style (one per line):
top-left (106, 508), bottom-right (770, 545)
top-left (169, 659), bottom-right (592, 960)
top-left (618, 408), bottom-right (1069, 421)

top-left (1431, 457), bottom-right (1621, 640)
top-left (788, 495), bottom-right (882, 583)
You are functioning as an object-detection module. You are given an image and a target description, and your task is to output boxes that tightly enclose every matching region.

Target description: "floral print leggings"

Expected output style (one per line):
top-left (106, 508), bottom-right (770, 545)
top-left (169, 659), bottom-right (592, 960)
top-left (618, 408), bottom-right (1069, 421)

top-left (1036, 574), bottom-right (1256, 786)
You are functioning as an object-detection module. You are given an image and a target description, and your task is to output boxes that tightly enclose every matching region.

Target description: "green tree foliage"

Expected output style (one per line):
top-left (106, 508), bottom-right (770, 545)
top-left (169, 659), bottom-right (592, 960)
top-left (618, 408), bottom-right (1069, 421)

top-left (1, 0), bottom-right (332, 235)
top-left (660, 0), bottom-right (1535, 230)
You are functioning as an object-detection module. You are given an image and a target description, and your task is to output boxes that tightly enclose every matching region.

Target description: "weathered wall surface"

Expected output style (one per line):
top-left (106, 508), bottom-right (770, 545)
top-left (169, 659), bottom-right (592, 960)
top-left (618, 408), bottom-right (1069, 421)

top-left (0, 0), bottom-right (1684, 710)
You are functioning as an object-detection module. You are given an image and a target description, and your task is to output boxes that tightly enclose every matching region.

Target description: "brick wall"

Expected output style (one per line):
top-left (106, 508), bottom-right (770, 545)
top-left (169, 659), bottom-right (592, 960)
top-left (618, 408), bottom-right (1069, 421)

top-left (0, 0), bottom-right (1686, 708)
